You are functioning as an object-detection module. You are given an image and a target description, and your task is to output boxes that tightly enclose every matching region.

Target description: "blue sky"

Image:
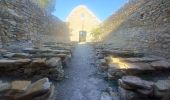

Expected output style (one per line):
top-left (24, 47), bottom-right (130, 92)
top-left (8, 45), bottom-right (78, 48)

top-left (52, 0), bottom-right (128, 21)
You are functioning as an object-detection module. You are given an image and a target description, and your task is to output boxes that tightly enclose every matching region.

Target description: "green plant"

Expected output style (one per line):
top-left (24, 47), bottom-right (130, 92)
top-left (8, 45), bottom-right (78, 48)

top-left (91, 27), bottom-right (102, 41)
top-left (36, 0), bottom-right (56, 11)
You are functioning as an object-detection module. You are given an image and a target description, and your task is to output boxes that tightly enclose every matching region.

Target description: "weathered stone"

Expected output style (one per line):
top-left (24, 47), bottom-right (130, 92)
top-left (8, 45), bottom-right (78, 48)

top-left (108, 62), bottom-right (144, 74)
top-left (151, 60), bottom-right (170, 69)
top-left (120, 76), bottom-right (154, 90)
top-left (0, 59), bottom-right (31, 67)
top-left (11, 81), bottom-right (31, 92)
top-left (132, 63), bottom-right (155, 71)
top-left (0, 81), bottom-right (11, 92)
top-left (103, 50), bottom-right (144, 57)
top-left (119, 87), bottom-right (142, 100)
top-left (3, 78), bottom-right (55, 100)
top-left (100, 92), bottom-right (112, 100)
top-left (15, 78), bottom-right (51, 99)
top-left (46, 57), bottom-right (62, 68)
top-left (104, 57), bottom-right (112, 63)
top-left (101, 0), bottom-right (170, 59)
top-left (122, 57), bottom-right (160, 63)
top-left (55, 54), bottom-right (67, 60)
top-left (30, 58), bottom-right (46, 67)
top-left (52, 50), bottom-right (70, 54)
top-left (32, 85), bottom-right (55, 100)
top-left (118, 79), bottom-right (134, 90)
top-left (3, 53), bottom-right (30, 58)
top-left (154, 80), bottom-right (170, 97)
top-left (6, 8), bottom-right (23, 19)
top-left (137, 88), bottom-right (154, 96)
top-left (100, 59), bottom-right (107, 66)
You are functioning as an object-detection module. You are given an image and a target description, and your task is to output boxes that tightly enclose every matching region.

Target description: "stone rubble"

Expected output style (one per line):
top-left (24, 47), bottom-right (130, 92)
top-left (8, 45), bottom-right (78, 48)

top-left (93, 43), bottom-right (170, 100)
top-left (0, 42), bottom-right (75, 81)
top-left (0, 78), bottom-right (55, 100)
top-left (118, 76), bottom-right (170, 100)
top-left (94, 43), bottom-right (170, 79)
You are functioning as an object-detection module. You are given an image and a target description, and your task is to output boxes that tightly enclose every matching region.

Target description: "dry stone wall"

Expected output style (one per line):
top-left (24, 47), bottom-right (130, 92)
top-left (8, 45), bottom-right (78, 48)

top-left (102, 0), bottom-right (170, 58)
top-left (0, 0), bottom-right (69, 48)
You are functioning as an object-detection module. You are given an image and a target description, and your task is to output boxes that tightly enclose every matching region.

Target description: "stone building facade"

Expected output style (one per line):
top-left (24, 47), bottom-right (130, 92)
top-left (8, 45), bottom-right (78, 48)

top-left (66, 5), bottom-right (101, 42)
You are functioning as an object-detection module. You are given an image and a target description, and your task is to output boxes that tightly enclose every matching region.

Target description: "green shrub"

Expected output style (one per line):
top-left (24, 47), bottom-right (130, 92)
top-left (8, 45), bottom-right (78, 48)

top-left (91, 27), bottom-right (102, 41)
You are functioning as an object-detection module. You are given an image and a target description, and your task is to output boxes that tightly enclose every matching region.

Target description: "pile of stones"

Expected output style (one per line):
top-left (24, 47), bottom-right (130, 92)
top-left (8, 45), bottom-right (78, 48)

top-left (0, 78), bottom-right (55, 100)
top-left (119, 76), bottom-right (170, 100)
top-left (94, 46), bottom-right (170, 79)
top-left (0, 42), bottom-right (75, 81)
top-left (93, 43), bottom-right (170, 100)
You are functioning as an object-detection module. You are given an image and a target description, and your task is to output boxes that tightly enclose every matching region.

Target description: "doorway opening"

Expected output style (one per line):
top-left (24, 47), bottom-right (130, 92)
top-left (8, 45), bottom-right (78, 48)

top-left (79, 31), bottom-right (87, 42)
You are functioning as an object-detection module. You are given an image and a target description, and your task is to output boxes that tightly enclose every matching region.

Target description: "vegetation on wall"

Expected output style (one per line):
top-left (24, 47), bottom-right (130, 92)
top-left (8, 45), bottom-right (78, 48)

top-left (36, 0), bottom-right (56, 11)
top-left (91, 27), bottom-right (103, 41)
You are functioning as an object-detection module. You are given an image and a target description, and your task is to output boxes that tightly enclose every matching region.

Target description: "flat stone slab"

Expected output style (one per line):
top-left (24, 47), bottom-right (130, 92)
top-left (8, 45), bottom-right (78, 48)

top-left (30, 58), bottom-right (46, 67)
top-left (151, 60), bottom-right (170, 69)
top-left (108, 62), bottom-right (143, 71)
top-left (121, 57), bottom-right (161, 63)
top-left (0, 81), bottom-right (11, 92)
top-left (3, 53), bottom-right (30, 58)
top-left (11, 81), bottom-right (31, 92)
top-left (0, 59), bottom-right (31, 67)
top-left (154, 80), bottom-right (170, 91)
top-left (102, 50), bottom-right (144, 57)
top-left (22, 48), bottom-right (51, 54)
top-left (26, 78), bottom-right (51, 97)
top-left (132, 63), bottom-right (155, 71)
top-left (154, 80), bottom-right (170, 97)
top-left (120, 76), bottom-right (154, 90)
top-left (46, 57), bottom-right (62, 68)
top-left (4, 78), bottom-right (54, 100)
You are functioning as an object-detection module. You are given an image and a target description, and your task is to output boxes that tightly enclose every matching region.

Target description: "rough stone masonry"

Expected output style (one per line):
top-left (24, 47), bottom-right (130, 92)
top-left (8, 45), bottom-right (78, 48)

top-left (0, 0), bottom-right (69, 48)
top-left (102, 0), bottom-right (170, 59)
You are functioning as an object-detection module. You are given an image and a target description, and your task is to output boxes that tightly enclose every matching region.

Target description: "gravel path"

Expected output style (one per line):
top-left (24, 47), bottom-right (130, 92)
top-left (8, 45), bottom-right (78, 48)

top-left (56, 43), bottom-right (109, 100)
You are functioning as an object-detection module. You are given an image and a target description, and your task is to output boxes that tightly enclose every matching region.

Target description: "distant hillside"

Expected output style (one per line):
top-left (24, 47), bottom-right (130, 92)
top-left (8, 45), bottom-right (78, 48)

top-left (101, 0), bottom-right (170, 58)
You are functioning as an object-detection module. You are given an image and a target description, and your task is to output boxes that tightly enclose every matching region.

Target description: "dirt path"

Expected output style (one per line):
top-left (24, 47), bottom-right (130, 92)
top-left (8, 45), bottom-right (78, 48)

top-left (56, 43), bottom-right (109, 100)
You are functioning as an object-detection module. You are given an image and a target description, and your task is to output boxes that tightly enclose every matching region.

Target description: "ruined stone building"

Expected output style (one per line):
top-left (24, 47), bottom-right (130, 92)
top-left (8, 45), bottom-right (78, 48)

top-left (66, 5), bottom-right (101, 42)
top-left (0, 0), bottom-right (170, 100)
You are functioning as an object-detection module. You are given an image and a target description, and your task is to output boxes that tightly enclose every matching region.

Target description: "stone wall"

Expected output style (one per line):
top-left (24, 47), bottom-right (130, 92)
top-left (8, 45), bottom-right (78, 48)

top-left (102, 0), bottom-right (170, 58)
top-left (0, 0), bottom-right (69, 48)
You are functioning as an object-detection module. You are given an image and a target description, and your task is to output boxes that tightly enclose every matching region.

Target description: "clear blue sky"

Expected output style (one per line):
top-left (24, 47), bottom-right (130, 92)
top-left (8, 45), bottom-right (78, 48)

top-left (52, 0), bottom-right (128, 21)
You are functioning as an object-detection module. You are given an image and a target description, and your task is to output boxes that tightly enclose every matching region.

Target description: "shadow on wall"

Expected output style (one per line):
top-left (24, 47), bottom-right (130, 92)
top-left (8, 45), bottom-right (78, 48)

top-left (101, 0), bottom-right (146, 42)
top-left (101, 0), bottom-right (170, 58)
